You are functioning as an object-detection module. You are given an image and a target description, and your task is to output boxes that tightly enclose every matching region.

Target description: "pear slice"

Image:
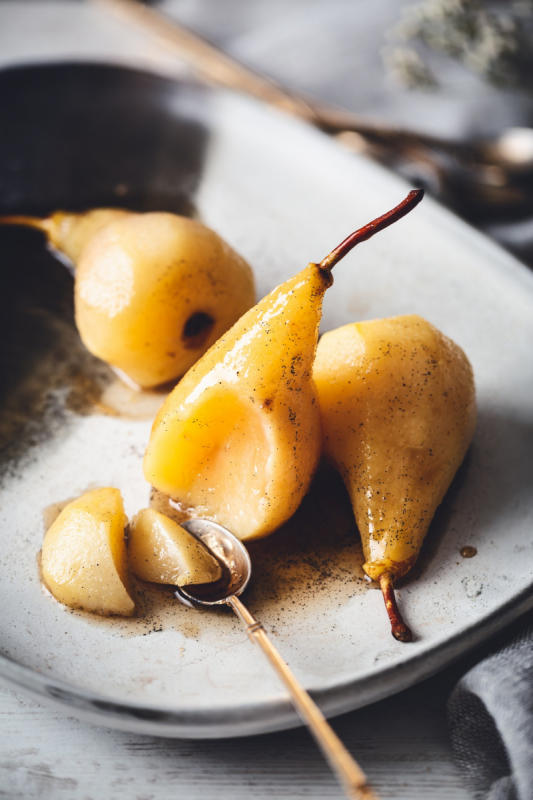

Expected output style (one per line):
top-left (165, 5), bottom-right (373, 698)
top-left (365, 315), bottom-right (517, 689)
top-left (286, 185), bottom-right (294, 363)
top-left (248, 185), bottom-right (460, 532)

top-left (313, 315), bottom-right (476, 640)
top-left (128, 508), bottom-right (222, 586)
top-left (41, 487), bottom-right (134, 616)
top-left (0, 210), bottom-right (255, 387)
top-left (144, 191), bottom-right (424, 540)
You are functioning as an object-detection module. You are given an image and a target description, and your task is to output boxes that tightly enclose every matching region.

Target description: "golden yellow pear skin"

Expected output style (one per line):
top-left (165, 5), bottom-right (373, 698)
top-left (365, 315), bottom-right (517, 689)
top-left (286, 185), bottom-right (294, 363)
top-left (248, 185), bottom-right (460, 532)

top-left (144, 263), bottom-right (331, 540)
top-left (46, 208), bottom-right (130, 263)
top-left (1, 209), bottom-right (255, 388)
top-left (128, 508), bottom-right (222, 586)
top-left (0, 208), bottom-right (129, 263)
top-left (314, 315), bottom-right (477, 583)
top-left (41, 488), bottom-right (135, 616)
top-left (74, 212), bottom-right (256, 387)
top-left (144, 191), bottom-right (425, 542)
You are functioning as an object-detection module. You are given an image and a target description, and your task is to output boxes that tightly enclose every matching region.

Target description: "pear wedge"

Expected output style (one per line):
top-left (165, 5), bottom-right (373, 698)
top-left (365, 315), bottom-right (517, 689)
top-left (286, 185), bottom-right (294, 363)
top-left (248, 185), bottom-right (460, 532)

top-left (129, 508), bottom-right (222, 587)
top-left (41, 487), bottom-right (134, 616)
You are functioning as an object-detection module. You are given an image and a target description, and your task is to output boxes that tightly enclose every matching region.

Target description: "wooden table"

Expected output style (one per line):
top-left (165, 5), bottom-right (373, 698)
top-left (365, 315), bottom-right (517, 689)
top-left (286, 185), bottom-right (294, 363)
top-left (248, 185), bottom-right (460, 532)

top-left (1, 669), bottom-right (470, 799)
top-left (0, 3), bottom-right (474, 797)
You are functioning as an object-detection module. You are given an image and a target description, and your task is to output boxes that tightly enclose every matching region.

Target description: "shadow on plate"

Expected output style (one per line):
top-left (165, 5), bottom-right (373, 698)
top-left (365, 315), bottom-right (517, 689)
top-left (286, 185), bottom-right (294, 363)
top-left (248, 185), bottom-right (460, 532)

top-left (0, 62), bottom-right (211, 460)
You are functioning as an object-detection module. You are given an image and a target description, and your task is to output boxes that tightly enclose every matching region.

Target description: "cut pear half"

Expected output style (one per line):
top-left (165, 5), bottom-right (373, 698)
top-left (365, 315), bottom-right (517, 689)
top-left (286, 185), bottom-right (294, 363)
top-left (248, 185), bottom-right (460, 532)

top-left (145, 389), bottom-right (283, 540)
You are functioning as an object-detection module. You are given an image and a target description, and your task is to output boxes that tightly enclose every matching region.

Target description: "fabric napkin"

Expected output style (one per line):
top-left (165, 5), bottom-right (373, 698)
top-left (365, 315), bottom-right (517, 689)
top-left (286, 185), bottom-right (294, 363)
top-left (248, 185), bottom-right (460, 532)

top-left (448, 622), bottom-right (533, 800)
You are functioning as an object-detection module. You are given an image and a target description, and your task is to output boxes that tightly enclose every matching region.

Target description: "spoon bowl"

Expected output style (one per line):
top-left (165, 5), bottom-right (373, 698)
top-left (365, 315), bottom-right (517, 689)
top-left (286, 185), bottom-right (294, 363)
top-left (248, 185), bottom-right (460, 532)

top-left (175, 518), bottom-right (252, 607)
top-left (172, 516), bottom-right (377, 799)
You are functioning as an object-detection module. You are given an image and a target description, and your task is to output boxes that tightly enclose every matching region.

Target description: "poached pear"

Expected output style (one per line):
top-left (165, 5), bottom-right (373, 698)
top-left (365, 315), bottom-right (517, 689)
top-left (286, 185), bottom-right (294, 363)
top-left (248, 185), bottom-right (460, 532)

top-left (1, 210), bottom-right (255, 387)
top-left (41, 487), bottom-right (135, 616)
top-left (128, 508), bottom-right (222, 587)
top-left (144, 190), bottom-right (424, 540)
top-left (313, 315), bottom-right (476, 641)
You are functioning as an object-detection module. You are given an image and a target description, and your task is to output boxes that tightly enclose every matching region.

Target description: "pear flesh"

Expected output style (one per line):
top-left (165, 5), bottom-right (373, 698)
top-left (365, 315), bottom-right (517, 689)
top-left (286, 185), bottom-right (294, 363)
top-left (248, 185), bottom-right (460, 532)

top-left (128, 508), bottom-right (222, 586)
top-left (144, 264), bottom-right (330, 540)
top-left (41, 488), bottom-right (135, 616)
top-left (313, 314), bottom-right (476, 584)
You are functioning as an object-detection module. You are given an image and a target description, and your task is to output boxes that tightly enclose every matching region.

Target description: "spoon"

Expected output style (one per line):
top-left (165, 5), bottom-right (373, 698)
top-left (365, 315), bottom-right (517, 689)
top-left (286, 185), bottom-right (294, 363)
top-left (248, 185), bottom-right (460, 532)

top-left (96, 0), bottom-right (533, 203)
top-left (175, 518), bottom-right (379, 800)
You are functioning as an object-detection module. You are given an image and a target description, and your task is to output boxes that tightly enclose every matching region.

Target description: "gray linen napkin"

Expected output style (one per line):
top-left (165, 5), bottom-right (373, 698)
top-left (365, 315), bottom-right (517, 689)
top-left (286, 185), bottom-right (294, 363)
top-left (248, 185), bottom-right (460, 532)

top-left (448, 625), bottom-right (533, 800)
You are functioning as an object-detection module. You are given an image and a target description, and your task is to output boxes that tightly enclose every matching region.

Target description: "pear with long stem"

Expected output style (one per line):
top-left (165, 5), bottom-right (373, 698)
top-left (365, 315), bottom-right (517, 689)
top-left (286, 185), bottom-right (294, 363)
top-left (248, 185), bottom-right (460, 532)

top-left (144, 190), bottom-right (424, 541)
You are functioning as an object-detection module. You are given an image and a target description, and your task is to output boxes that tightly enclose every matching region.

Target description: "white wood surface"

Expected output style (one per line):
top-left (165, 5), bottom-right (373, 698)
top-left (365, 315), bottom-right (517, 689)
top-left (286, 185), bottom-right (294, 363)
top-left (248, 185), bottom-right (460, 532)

top-left (0, 3), bottom-right (473, 797)
top-left (1, 671), bottom-right (470, 800)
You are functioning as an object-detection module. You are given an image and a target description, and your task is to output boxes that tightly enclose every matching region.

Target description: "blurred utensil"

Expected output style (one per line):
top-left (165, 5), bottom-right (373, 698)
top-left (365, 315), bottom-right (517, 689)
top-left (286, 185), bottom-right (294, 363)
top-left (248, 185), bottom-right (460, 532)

top-left (94, 0), bottom-right (533, 216)
top-left (176, 517), bottom-right (379, 800)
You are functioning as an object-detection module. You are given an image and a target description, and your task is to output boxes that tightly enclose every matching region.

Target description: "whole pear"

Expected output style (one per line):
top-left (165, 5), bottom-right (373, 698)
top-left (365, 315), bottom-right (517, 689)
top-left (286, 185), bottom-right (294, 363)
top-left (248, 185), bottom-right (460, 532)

top-left (313, 314), bottom-right (476, 640)
top-left (1, 210), bottom-right (255, 387)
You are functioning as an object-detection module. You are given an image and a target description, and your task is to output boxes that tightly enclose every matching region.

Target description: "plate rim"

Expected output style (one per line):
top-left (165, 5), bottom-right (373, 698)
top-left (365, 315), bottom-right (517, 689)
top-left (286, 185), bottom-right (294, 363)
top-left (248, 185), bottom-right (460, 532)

top-left (2, 583), bottom-right (532, 739)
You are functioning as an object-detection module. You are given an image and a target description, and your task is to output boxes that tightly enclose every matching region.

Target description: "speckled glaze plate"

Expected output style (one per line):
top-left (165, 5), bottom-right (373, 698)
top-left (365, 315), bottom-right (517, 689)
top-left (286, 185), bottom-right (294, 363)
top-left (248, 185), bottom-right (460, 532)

top-left (1, 63), bottom-right (532, 739)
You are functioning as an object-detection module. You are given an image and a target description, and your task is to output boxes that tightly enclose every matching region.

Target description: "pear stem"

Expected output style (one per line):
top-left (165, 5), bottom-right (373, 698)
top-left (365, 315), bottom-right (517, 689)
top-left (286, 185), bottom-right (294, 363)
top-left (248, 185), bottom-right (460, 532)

top-left (0, 215), bottom-right (51, 234)
top-left (319, 188), bottom-right (424, 272)
top-left (379, 572), bottom-right (413, 643)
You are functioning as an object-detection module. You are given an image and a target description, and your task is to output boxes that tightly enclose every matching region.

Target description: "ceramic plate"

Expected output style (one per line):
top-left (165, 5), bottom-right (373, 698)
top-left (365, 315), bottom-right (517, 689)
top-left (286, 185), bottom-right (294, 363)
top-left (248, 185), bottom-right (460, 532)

top-left (1, 63), bottom-right (532, 739)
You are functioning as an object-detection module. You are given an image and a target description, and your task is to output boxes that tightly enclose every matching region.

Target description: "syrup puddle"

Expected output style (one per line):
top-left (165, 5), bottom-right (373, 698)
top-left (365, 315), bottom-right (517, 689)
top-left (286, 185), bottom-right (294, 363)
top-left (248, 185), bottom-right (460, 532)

top-left (66, 373), bottom-right (169, 421)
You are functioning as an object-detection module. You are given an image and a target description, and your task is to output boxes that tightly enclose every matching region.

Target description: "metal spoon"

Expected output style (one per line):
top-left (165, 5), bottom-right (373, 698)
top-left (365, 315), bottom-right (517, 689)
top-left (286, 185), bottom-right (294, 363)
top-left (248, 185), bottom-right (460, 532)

top-left (175, 518), bottom-right (379, 800)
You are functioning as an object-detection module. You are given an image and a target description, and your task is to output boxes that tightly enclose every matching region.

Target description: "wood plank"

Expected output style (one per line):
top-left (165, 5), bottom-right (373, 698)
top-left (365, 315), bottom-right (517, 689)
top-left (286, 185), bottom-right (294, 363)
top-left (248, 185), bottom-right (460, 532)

top-left (0, 671), bottom-right (471, 800)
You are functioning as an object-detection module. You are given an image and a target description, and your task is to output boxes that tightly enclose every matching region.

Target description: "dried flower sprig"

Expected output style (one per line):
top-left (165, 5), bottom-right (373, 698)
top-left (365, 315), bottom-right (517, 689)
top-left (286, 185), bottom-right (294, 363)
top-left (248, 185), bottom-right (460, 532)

top-left (384, 0), bottom-right (533, 91)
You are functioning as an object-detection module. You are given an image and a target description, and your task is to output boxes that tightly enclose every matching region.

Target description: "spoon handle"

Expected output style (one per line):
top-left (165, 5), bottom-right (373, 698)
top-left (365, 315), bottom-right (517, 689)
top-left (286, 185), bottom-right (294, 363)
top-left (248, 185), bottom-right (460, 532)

top-left (227, 595), bottom-right (379, 800)
top-left (94, 0), bottom-right (463, 155)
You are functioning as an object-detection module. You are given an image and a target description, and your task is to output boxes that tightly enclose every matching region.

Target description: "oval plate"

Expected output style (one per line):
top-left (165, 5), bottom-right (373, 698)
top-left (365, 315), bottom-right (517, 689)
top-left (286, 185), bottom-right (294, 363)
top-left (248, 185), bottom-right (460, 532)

top-left (1, 63), bottom-right (532, 739)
